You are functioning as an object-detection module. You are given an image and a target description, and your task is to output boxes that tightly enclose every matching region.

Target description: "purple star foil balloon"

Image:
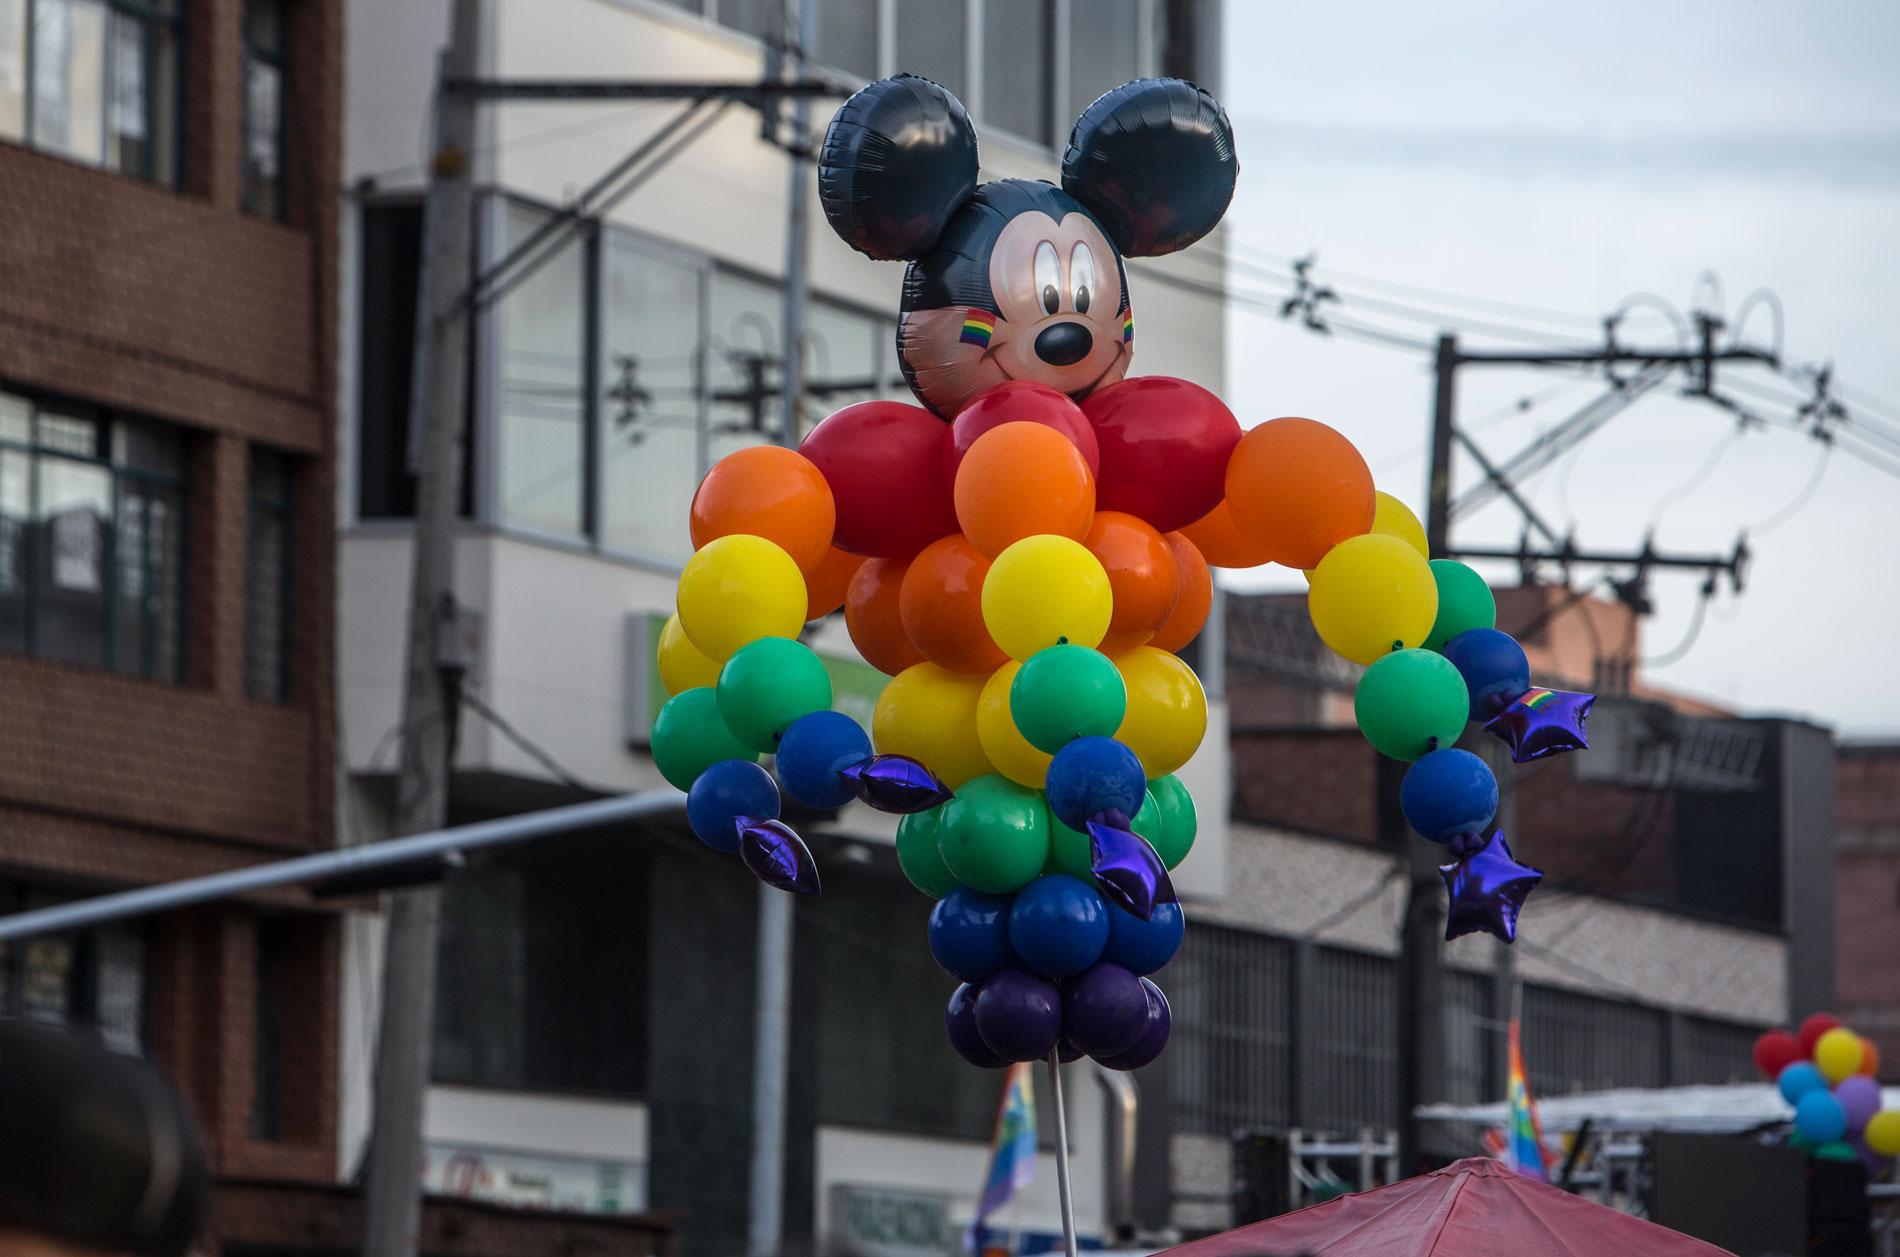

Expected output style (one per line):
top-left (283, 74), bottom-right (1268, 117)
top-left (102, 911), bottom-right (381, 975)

top-left (1440, 830), bottom-right (1542, 944)
top-left (1483, 686), bottom-right (1595, 764)
top-left (1087, 820), bottom-right (1177, 922)
top-left (736, 817), bottom-right (822, 895)
top-left (836, 755), bottom-right (953, 814)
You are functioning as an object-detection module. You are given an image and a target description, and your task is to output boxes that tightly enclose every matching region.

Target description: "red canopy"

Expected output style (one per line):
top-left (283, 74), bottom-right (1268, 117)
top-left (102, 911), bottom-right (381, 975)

top-left (1162, 1157), bottom-right (1734, 1257)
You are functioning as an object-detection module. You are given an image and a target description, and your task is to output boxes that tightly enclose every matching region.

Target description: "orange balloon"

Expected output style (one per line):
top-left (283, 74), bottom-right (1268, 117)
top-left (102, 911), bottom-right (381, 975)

top-left (1153, 531), bottom-right (1212, 653)
top-left (805, 546), bottom-right (863, 621)
top-left (845, 557), bottom-right (924, 676)
top-left (1225, 417), bottom-right (1374, 570)
top-left (690, 445), bottom-right (837, 573)
top-left (1865, 1039), bottom-right (1883, 1078)
top-left (952, 422), bottom-right (1095, 557)
top-left (1087, 511), bottom-right (1180, 655)
top-left (899, 536), bottom-right (1009, 674)
top-left (1180, 498), bottom-right (1274, 569)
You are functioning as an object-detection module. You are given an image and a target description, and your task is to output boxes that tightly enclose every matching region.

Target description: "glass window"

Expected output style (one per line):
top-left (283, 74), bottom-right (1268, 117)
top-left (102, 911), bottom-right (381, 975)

top-left (815, 0), bottom-right (877, 79)
top-left (598, 232), bottom-right (702, 561)
top-left (20, 0), bottom-right (177, 181)
top-left (706, 269), bottom-right (787, 463)
top-left (803, 297), bottom-right (885, 424)
top-left (981, 0), bottom-right (1051, 144)
top-left (355, 201), bottom-right (426, 520)
top-left (893, 0), bottom-right (965, 97)
top-left (496, 203), bottom-right (589, 537)
top-left (717, 0), bottom-right (778, 42)
top-left (0, 394), bottom-right (186, 680)
top-left (242, 0), bottom-right (286, 217)
top-left (1066, 0), bottom-right (1139, 125)
top-left (245, 448), bottom-right (292, 701)
top-left (251, 916), bottom-right (287, 1138)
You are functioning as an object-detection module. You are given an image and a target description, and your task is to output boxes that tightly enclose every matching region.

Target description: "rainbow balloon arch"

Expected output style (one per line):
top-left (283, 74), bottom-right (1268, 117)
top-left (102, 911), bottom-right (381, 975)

top-left (649, 74), bottom-right (1599, 1239)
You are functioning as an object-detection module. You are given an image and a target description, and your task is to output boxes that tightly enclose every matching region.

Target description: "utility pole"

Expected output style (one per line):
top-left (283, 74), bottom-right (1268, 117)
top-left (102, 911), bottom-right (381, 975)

top-left (748, 6), bottom-right (811, 1253)
top-left (361, 2), bottom-right (480, 1253)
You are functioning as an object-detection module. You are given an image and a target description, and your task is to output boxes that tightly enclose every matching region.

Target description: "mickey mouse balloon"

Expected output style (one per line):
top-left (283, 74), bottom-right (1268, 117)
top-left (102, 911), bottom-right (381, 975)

top-left (818, 75), bottom-right (1238, 418)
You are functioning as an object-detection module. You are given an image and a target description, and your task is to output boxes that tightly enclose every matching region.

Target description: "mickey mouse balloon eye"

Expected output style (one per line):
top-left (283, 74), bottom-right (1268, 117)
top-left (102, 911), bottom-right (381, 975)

top-left (818, 73), bottom-right (1237, 418)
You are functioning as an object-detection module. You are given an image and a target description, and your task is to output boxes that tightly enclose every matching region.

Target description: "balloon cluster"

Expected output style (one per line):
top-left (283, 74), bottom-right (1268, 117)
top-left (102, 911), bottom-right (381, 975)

top-left (652, 444), bottom-right (955, 895)
top-left (1756, 1014), bottom-right (1898, 1170)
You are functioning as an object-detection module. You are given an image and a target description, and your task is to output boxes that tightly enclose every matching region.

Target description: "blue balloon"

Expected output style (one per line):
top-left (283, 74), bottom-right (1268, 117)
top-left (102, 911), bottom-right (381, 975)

top-left (1795, 1089), bottom-right (1849, 1143)
top-left (1045, 736), bottom-right (1146, 833)
top-left (1102, 898), bottom-right (1185, 976)
top-left (928, 888), bottom-right (1017, 982)
top-left (1441, 627), bottom-right (1529, 720)
top-left (1008, 874), bottom-right (1109, 979)
top-left (687, 759), bottom-right (780, 852)
top-left (775, 710), bottom-right (871, 809)
top-left (1400, 749), bottom-right (1498, 844)
top-left (1779, 1060), bottom-right (1828, 1105)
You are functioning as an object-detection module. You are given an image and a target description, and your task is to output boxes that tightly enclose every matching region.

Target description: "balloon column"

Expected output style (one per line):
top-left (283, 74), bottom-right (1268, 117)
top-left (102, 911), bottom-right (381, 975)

top-left (1756, 1014), bottom-right (1898, 1170)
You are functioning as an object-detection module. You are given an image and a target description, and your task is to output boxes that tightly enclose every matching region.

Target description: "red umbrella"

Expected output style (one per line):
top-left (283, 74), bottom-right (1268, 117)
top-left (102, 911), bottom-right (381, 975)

top-left (1162, 1157), bottom-right (1734, 1257)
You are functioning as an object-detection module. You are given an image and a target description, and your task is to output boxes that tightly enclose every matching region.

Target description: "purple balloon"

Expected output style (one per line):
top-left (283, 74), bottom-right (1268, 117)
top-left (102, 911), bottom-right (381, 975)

top-left (1087, 820), bottom-right (1177, 921)
top-left (973, 966), bottom-right (1063, 1062)
top-left (1837, 1075), bottom-right (1883, 1130)
top-left (1096, 978), bottom-right (1171, 1071)
top-left (1062, 962), bottom-right (1148, 1058)
top-left (737, 817), bottom-right (822, 895)
top-left (837, 754), bottom-right (953, 813)
top-left (945, 982), bottom-right (1008, 1069)
top-left (1441, 830), bottom-right (1542, 944)
top-left (1483, 686), bottom-right (1595, 763)
top-left (1057, 1036), bottom-right (1086, 1064)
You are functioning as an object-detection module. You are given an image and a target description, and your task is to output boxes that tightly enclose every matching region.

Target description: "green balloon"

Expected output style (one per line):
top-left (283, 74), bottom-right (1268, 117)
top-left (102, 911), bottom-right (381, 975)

top-left (1788, 1129), bottom-right (1816, 1151)
top-left (1147, 774), bottom-right (1198, 869)
top-left (1354, 648), bottom-right (1469, 761)
top-left (1813, 1140), bottom-right (1858, 1162)
top-left (1010, 644), bottom-right (1127, 754)
top-left (716, 637), bottom-right (833, 752)
top-left (896, 808), bottom-right (958, 897)
top-left (651, 687), bottom-right (757, 791)
top-left (1047, 789), bottom-right (1162, 881)
top-left (1424, 559), bottom-right (1497, 652)
top-left (939, 775), bottom-right (1050, 893)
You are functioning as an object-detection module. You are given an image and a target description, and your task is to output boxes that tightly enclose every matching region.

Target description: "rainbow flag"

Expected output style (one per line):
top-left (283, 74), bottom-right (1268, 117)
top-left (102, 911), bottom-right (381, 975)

top-left (960, 309), bottom-right (998, 348)
top-left (966, 1061), bottom-right (1037, 1252)
top-left (1120, 307), bottom-right (1135, 344)
top-left (1506, 1018), bottom-right (1549, 1181)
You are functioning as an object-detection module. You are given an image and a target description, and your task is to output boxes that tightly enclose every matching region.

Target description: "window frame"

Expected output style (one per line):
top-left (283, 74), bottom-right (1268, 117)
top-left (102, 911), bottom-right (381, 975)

top-left (10, 0), bottom-right (185, 185)
top-left (240, 0), bottom-right (288, 218)
top-left (0, 389), bottom-right (188, 682)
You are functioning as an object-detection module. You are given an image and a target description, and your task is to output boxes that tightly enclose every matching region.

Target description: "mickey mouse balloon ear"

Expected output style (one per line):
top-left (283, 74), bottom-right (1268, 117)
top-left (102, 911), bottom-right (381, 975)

top-left (1061, 78), bottom-right (1237, 258)
top-left (819, 75), bottom-right (979, 262)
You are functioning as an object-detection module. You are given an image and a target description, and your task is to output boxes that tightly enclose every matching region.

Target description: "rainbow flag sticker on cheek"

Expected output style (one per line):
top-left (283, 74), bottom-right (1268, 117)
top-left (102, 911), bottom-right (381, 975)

top-left (960, 309), bottom-right (997, 348)
top-left (1121, 307), bottom-right (1135, 344)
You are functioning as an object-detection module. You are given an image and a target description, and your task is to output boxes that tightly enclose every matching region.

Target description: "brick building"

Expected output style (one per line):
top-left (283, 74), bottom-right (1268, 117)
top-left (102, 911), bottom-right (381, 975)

top-left (0, 0), bottom-right (345, 1236)
top-left (1835, 742), bottom-right (1900, 1079)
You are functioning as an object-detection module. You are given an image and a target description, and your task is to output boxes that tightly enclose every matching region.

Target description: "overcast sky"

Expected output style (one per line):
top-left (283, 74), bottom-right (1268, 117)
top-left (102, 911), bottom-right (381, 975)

top-left (1213, 0), bottom-right (1900, 736)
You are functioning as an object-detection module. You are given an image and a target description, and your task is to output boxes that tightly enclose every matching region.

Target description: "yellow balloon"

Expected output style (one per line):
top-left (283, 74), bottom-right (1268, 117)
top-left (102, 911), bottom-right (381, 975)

top-left (1815, 1027), bottom-right (1866, 1084)
top-left (1113, 646), bottom-right (1208, 777)
top-left (1372, 491), bottom-right (1429, 558)
top-left (981, 535), bottom-right (1112, 660)
top-left (1307, 533), bottom-right (1438, 665)
top-left (676, 534), bottom-right (807, 662)
top-left (872, 662), bottom-right (993, 788)
top-left (977, 661), bottom-right (1052, 787)
top-left (656, 613), bottom-right (721, 695)
top-left (1866, 1109), bottom-right (1900, 1158)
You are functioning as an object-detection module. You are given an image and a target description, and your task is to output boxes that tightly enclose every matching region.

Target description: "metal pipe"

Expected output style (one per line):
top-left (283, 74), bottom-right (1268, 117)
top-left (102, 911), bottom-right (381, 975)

top-left (1093, 1064), bottom-right (1138, 1240)
top-left (1048, 1051), bottom-right (1079, 1257)
top-left (0, 790), bottom-right (684, 943)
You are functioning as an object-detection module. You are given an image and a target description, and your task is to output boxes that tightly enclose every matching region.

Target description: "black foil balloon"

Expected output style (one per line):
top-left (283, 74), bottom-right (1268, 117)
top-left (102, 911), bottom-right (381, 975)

top-left (818, 75), bottom-right (978, 262)
top-left (1061, 78), bottom-right (1238, 258)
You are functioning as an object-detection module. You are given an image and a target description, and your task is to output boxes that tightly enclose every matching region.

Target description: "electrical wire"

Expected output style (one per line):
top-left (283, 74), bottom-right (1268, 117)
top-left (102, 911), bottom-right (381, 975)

top-left (1641, 590), bottom-right (1711, 669)
top-left (1297, 865), bottom-right (1404, 941)
top-left (1744, 441), bottom-right (1833, 537)
top-left (1646, 426), bottom-right (1744, 529)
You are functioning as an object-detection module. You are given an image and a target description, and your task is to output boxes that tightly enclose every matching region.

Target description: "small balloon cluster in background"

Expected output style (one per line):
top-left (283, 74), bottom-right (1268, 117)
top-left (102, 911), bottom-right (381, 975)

top-left (652, 444), bottom-right (953, 895)
top-left (1756, 1013), bottom-right (1898, 1172)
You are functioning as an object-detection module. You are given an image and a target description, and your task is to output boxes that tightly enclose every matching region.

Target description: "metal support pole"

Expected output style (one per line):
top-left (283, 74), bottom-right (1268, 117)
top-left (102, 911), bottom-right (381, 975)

top-left (776, 0), bottom-right (814, 447)
top-left (1424, 332), bottom-right (1458, 559)
top-left (1048, 1051), bottom-right (1079, 1257)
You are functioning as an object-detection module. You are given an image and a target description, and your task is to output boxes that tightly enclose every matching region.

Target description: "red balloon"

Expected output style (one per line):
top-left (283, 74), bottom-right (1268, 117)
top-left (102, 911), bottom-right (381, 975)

top-left (1082, 376), bottom-right (1241, 533)
top-left (1799, 1012), bottom-right (1843, 1057)
top-left (1753, 1029), bottom-right (1803, 1081)
top-left (801, 401), bottom-right (958, 558)
top-left (943, 381), bottom-right (1100, 484)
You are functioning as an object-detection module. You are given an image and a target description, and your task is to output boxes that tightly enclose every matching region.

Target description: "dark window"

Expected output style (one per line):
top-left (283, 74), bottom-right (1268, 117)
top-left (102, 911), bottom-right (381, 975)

top-left (1168, 925), bottom-right (1294, 1135)
top-left (0, 392), bottom-right (186, 681)
top-left (981, 0), bottom-right (1051, 144)
top-left (355, 200), bottom-right (424, 519)
top-left (0, 884), bottom-right (147, 1052)
top-left (815, 0), bottom-right (877, 78)
top-left (245, 447), bottom-right (291, 700)
top-left (0, 0), bottom-right (180, 183)
top-left (251, 916), bottom-right (287, 1138)
top-left (1066, 0), bottom-right (1139, 124)
top-left (893, 0), bottom-right (965, 98)
top-left (242, 0), bottom-right (288, 218)
top-left (1523, 984), bottom-right (1665, 1098)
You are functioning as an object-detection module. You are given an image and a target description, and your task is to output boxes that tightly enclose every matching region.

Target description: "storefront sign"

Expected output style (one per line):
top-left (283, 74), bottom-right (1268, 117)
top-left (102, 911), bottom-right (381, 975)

top-left (829, 1184), bottom-right (955, 1257)
top-left (421, 1143), bottom-right (643, 1215)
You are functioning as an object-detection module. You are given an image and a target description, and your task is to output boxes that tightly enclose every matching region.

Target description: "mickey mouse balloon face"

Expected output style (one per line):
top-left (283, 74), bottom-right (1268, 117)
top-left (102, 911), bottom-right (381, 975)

top-left (819, 75), bottom-right (1238, 418)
